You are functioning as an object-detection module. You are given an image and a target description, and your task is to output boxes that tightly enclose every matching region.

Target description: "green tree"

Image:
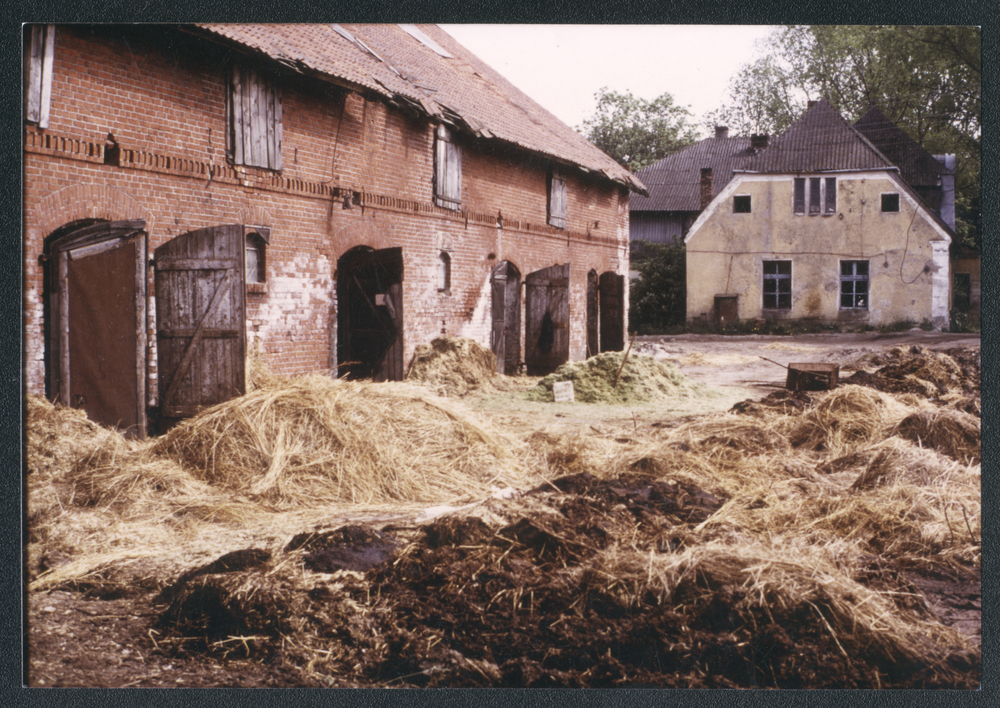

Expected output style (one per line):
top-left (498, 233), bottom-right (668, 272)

top-left (629, 242), bottom-right (686, 334)
top-left (704, 26), bottom-right (980, 247)
top-left (578, 88), bottom-right (700, 172)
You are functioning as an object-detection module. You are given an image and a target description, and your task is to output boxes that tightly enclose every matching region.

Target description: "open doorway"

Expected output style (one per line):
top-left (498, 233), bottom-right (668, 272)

top-left (337, 246), bottom-right (404, 381)
top-left (44, 219), bottom-right (148, 437)
top-left (490, 260), bottom-right (521, 374)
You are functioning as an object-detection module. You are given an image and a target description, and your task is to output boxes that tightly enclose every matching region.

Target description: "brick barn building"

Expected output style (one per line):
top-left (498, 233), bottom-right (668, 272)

top-left (23, 24), bottom-right (645, 436)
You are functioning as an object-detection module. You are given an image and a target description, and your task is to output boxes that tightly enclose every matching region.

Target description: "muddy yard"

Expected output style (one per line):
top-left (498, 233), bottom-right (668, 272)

top-left (25, 332), bottom-right (981, 688)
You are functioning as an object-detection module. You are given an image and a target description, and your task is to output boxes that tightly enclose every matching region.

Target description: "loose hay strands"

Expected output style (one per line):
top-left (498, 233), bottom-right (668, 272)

top-left (152, 374), bottom-right (533, 507)
top-left (405, 336), bottom-right (523, 397)
top-left (894, 408), bottom-right (981, 463)
top-left (581, 538), bottom-right (971, 676)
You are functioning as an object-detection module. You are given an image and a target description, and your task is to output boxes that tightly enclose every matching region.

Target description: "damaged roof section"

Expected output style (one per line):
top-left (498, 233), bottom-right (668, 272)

top-left (196, 24), bottom-right (647, 195)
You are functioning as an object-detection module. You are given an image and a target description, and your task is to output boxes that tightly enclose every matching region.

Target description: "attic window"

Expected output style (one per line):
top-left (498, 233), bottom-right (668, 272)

top-left (26, 25), bottom-right (55, 129)
top-left (881, 193), bottom-right (900, 212)
top-left (548, 171), bottom-right (567, 228)
top-left (399, 24), bottom-right (454, 57)
top-left (434, 125), bottom-right (462, 210)
top-left (228, 64), bottom-right (282, 170)
top-left (794, 177), bottom-right (837, 215)
top-left (733, 195), bottom-right (751, 213)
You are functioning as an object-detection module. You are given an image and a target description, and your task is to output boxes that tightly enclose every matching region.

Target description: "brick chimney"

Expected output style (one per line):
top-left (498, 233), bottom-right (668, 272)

top-left (807, 100), bottom-right (818, 109)
top-left (750, 134), bottom-right (769, 150)
top-left (715, 126), bottom-right (729, 139)
top-left (700, 168), bottom-right (713, 209)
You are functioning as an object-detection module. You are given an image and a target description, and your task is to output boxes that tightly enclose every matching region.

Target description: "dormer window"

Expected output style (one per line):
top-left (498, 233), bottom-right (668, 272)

top-left (228, 65), bottom-right (282, 170)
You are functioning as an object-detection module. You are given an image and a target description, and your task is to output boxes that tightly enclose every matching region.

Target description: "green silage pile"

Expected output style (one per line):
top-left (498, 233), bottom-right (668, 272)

top-left (527, 352), bottom-right (708, 404)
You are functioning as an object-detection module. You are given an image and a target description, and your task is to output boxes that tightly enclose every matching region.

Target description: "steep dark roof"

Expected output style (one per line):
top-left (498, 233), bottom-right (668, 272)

top-left (194, 24), bottom-right (646, 194)
top-left (853, 106), bottom-right (952, 188)
top-left (630, 136), bottom-right (755, 212)
top-left (743, 99), bottom-right (893, 173)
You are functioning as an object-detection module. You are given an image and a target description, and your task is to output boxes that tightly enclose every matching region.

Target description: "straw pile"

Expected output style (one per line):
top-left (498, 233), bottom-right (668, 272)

top-left (405, 336), bottom-right (520, 396)
top-left (528, 352), bottom-right (709, 404)
top-left (151, 373), bottom-right (531, 507)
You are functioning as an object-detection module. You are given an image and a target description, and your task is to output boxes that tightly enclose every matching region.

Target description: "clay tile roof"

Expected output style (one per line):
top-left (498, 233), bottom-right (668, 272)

top-left (196, 23), bottom-right (646, 194)
top-left (743, 99), bottom-right (893, 173)
top-left (853, 106), bottom-right (953, 188)
top-left (631, 136), bottom-right (756, 212)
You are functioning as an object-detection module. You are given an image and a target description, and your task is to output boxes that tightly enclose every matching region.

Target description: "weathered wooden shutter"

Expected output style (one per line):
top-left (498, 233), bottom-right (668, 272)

top-left (524, 264), bottom-right (570, 375)
top-left (230, 65), bottom-right (282, 170)
top-left (599, 272), bottom-right (625, 352)
top-left (434, 125), bottom-right (461, 210)
top-left (155, 225), bottom-right (246, 420)
top-left (27, 25), bottom-right (55, 128)
top-left (46, 220), bottom-right (147, 437)
top-left (548, 171), bottom-right (567, 228)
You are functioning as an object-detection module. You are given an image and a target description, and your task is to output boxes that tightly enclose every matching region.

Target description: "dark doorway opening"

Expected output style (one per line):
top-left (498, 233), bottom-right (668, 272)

top-left (598, 271), bottom-right (625, 352)
top-left (337, 247), bottom-right (404, 381)
top-left (491, 261), bottom-right (521, 374)
top-left (44, 219), bottom-right (148, 437)
top-left (586, 269), bottom-right (599, 358)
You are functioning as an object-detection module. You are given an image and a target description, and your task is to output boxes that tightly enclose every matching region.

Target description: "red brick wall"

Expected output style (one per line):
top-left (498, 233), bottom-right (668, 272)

top-left (24, 25), bottom-right (630, 398)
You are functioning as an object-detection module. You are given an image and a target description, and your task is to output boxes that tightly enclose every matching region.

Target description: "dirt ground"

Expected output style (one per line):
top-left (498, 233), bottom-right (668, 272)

top-left (24, 331), bottom-right (981, 688)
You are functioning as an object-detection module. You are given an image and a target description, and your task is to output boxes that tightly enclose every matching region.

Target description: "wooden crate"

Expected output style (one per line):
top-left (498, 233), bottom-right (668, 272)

top-left (786, 363), bottom-right (839, 391)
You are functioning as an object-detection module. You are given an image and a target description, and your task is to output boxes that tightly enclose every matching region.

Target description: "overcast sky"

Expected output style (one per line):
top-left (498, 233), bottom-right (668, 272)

top-left (439, 25), bottom-right (777, 137)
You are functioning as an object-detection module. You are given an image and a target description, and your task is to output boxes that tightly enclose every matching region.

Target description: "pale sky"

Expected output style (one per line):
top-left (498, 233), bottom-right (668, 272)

top-left (439, 25), bottom-right (776, 137)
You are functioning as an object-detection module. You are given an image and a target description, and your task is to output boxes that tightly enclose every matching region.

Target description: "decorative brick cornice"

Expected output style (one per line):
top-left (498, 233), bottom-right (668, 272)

top-left (25, 126), bottom-right (621, 248)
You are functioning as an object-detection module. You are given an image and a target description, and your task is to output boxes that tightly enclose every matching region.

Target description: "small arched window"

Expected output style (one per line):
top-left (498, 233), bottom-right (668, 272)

top-left (438, 251), bottom-right (451, 292)
top-left (245, 230), bottom-right (268, 284)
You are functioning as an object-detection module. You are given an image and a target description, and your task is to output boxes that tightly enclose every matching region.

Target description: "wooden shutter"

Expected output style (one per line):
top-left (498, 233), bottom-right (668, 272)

top-left (524, 264), bottom-right (570, 375)
top-left (27, 25), bottom-right (55, 128)
top-left (155, 225), bottom-right (246, 419)
top-left (548, 172), bottom-right (567, 228)
top-left (230, 65), bottom-right (281, 170)
top-left (434, 125), bottom-right (461, 209)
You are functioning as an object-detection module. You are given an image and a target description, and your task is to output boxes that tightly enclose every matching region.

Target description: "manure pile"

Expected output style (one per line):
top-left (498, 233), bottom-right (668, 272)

top-left (152, 472), bottom-right (977, 689)
top-left (528, 352), bottom-right (709, 404)
top-left (405, 336), bottom-right (522, 396)
top-left (26, 346), bottom-right (980, 687)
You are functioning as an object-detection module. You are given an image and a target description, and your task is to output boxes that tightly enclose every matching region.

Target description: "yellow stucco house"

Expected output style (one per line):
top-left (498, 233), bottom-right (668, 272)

top-left (685, 100), bottom-right (954, 329)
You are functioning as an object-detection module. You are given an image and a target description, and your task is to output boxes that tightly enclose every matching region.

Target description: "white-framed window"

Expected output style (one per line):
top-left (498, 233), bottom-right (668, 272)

top-left (548, 170), bottom-right (567, 228)
top-left (733, 195), bottom-right (751, 213)
top-left (881, 193), bottom-right (900, 212)
top-left (228, 64), bottom-right (282, 170)
top-left (794, 177), bottom-right (836, 215)
top-left (763, 260), bottom-right (792, 310)
top-left (840, 260), bottom-right (869, 309)
top-left (434, 125), bottom-right (462, 210)
top-left (26, 25), bottom-right (55, 129)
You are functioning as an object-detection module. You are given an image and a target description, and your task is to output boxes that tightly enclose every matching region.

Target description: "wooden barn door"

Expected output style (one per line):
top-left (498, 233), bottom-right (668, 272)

top-left (45, 220), bottom-right (147, 437)
top-left (337, 247), bottom-right (404, 381)
top-left (154, 225), bottom-right (246, 422)
top-left (524, 263), bottom-right (570, 375)
top-left (490, 261), bottom-right (521, 374)
top-left (599, 271), bottom-right (625, 352)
